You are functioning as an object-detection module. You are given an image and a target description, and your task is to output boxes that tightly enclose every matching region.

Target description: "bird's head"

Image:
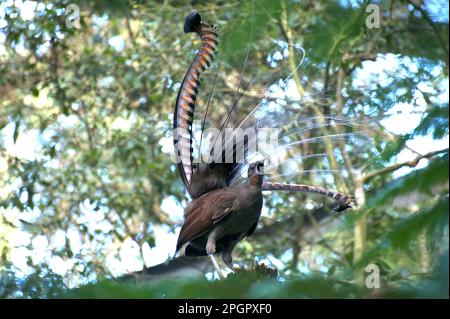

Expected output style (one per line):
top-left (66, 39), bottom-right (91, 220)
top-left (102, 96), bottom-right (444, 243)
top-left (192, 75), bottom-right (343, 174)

top-left (247, 160), bottom-right (264, 187)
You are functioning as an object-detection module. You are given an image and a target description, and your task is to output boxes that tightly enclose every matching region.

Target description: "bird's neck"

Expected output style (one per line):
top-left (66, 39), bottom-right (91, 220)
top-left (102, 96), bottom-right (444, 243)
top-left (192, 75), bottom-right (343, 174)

top-left (247, 174), bottom-right (263, 188)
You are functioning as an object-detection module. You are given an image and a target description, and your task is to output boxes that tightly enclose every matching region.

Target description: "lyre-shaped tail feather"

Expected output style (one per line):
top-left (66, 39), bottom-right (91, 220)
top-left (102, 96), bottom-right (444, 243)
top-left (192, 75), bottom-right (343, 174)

top-left (262, 181), bottom-right (355, 212)
top-left (173, 11), bottom-right (218, 189)
top-left (174, 12), bottom-right (358, 212)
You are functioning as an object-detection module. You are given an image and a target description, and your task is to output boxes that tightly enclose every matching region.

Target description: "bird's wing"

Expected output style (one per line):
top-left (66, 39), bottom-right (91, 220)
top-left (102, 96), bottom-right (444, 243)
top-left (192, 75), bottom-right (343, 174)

top-left (176, 189), bottom-right (238, 251)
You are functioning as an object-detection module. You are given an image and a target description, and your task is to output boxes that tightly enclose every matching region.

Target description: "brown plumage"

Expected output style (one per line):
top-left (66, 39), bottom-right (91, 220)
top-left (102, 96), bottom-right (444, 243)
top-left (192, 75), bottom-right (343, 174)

top-left (188, 162), bottom-right (238, 199)
top-left (173, 11), bottom-right (356, 278)
top-left (176, 161), bottom-right (264, 269)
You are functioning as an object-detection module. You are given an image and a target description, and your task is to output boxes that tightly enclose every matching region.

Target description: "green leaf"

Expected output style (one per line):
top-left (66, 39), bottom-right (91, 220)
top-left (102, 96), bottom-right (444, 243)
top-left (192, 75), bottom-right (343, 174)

top-left (367, 154), bottom-right (449, 207)
top-left (356, 197), bottom-right (448, 269)
top-left (146, 236), bottom-right (155, 248)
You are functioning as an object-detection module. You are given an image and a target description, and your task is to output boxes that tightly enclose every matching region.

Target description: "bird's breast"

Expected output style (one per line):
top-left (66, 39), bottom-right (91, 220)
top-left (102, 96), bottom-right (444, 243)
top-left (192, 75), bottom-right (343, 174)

top-left (221, 190), bottom-right (263, 234)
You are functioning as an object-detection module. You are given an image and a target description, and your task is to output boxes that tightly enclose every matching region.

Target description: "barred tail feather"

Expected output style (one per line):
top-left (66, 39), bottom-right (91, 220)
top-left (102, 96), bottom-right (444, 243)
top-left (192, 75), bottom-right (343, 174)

top-left (262, 181), bottom-right (355, 212)
top-left (174, 12), bottom-right (218, 189)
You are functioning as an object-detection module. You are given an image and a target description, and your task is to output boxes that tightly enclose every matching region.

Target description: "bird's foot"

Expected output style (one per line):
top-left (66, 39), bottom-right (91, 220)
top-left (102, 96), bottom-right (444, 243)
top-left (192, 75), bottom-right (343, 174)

top-left (227, 265), bottom-right (241, 274)
top-left (221, 250), bottom-right (236, 271)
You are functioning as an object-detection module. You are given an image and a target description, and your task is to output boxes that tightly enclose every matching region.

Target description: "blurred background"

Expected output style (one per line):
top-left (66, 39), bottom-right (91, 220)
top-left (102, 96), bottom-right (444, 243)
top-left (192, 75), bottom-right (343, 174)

top-left (0, 0), bottom-right (448, 298)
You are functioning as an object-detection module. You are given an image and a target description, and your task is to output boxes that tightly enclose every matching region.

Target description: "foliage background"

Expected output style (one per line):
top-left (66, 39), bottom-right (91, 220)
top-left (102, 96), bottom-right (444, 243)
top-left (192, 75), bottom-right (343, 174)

top-left (0, 0), bottom-right (448, 298)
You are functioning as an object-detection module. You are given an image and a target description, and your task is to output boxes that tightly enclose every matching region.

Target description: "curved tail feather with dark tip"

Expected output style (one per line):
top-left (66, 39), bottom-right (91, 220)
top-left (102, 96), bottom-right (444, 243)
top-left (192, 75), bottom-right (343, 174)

top-left (173, 11), bottom-right (219, 191)
top-left (262, 181), bottom-right (355, 212)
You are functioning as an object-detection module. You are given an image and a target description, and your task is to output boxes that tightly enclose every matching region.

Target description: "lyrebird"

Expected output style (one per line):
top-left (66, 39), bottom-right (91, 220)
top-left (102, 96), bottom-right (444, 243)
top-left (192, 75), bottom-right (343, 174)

top-left (173, 11), bottom-right (359, 278)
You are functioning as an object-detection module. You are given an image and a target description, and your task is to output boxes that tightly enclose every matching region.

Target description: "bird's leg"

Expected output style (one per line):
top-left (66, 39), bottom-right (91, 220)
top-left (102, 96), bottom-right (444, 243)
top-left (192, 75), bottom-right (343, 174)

top-left (221, 250), bottom-right (235, 272)
top-left (208, 254), bottom-right (225, 280)
top-left (221, 235), bottom-right (245, 272)
top-left (206, 228), bottom-right (225, 279)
